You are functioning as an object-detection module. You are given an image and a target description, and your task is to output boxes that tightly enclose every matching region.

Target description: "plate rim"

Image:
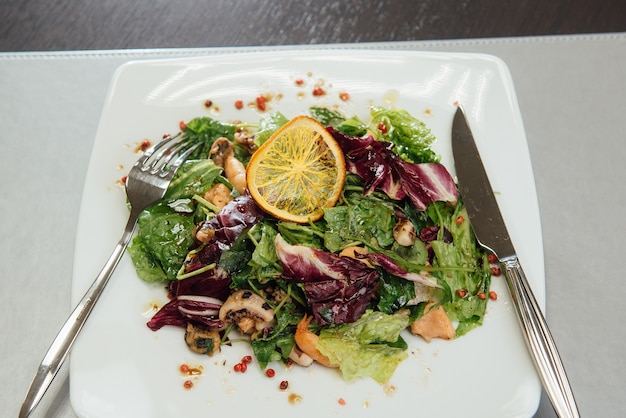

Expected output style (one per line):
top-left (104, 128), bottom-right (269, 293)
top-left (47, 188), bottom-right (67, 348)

top-left (70, 48), bottom-right (543, 418)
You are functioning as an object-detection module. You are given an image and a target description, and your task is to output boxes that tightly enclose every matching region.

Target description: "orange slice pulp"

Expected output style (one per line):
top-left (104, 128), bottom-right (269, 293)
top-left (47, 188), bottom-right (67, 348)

top-left (246, 115), bottom-right (346, 223)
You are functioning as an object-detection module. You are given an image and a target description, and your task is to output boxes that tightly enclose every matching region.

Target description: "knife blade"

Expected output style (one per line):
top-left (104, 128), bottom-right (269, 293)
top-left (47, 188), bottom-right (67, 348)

top-left (451, 106), bottom-right (580, 418)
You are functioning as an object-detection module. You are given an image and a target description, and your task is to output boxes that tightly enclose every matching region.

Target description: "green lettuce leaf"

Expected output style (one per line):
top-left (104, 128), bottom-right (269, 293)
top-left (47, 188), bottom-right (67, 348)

top-left (308, 106), bottom-right (346, 127)
top-left (369, 106), bottom-right (439, 164)
top-left (317, 310), bottom-right (409, 384)
top-left (254, 112), bottom-right (289, 146)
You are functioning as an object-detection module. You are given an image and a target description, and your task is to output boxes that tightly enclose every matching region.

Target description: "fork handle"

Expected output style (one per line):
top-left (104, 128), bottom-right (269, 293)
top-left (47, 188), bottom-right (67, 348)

top-left (502, 256), bottom-right (580, 418)
top-left (19, 211), bottom-right (139, 418)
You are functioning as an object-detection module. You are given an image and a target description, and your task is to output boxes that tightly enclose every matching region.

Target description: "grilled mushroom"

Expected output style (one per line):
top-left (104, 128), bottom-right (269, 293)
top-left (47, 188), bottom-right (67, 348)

top-left (184, 322), bottom-right (221, 355)
top-left (393, 218), bottom-right (416, 247)
top-left (218, 290), bottom-right (275, 335)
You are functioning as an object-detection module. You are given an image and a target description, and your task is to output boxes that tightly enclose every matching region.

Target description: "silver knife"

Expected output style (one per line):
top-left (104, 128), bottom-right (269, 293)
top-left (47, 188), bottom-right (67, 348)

top-left (451, 106), bottom-right (580, 418)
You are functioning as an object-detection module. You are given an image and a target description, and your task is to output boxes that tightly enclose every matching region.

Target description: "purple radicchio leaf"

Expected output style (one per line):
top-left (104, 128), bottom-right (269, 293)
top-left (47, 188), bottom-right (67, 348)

top-left (180, 193), bottom-right (264, 284)
top-left (329, 130), bottom-right (405, 199)
top-left (195, 193), bottom-right (265, 252)
top-left (328, 127), bottom-right (458, 210)
top-left (146, 299), bottom-right (187, 330)
top-left (148, 272), bottom-right (231, 331)
top-left (168, 267), bottom-right (232, 300)
top-left (147, 295), bottom-right (224, 331)
top-left (274, 234), bottom-right (379, 325)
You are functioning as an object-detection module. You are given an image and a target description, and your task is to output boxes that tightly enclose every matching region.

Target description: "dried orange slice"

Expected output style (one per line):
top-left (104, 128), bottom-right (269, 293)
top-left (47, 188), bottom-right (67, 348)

top-left (246, 115), bottom-right (346, 223)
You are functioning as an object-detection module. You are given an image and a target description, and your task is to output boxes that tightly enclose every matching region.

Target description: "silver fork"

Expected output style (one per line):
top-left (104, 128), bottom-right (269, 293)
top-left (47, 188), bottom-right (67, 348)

top-left (19, 133), bottom-right (199, 418)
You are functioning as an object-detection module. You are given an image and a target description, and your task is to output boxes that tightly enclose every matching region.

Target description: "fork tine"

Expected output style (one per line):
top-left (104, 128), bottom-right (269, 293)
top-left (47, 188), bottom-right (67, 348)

top-left (136, 132), bottom-right (182, 168)
top-left (148, 134), bottom-right (185, 169)
top-left (153, 138), bottom-right (195, 171)
top-left (160, 142), bottom-right (201, 179)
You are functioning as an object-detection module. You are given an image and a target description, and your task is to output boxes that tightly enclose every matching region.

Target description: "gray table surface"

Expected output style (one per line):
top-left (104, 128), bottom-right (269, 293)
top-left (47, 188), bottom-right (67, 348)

top-left (2, 33), bottom-right (625, 417)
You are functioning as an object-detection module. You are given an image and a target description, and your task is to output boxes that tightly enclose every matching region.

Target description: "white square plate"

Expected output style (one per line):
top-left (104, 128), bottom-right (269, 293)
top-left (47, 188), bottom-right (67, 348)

top-left (71, 49), bottom-right (543, 418)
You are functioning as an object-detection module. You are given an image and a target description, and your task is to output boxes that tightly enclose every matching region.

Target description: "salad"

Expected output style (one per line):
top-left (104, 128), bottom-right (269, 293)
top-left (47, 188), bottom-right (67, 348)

top-left (127, 105), bottom-right (493, 385)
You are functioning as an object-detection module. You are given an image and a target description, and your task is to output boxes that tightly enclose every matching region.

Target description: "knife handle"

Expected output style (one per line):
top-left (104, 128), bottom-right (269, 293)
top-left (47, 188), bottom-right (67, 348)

top-left (502, 257), bottom-right (581, 418)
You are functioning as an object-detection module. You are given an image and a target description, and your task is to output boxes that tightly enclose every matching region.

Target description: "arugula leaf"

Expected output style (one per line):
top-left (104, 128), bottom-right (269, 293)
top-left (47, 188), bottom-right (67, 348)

top-left (276, 221), bottom-right (324, 249)
top-left (377, 272), bottom-right (416, 314)
top-left (323, 191), bottom-right (396, 252)
top-left (308, 106), bottom-right (369, 137)
top-left (428, 201), bottom-right (491, 336)
top-left (220, 220), bottom-right (283, 288)
top-left (251, 306), bottom-right (300, 367)
top-left (249, 222), bottom-right (280, 272)
top-left (218, 231), bottom-right (255, 288)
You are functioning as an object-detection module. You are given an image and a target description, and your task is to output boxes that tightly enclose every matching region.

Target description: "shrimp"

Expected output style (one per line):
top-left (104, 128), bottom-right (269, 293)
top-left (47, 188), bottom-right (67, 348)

top-left (294, 315), bottom-right (338, 368)
top-left (223, 156), bottom-right (247, 196)
top-left (210, 137), bottom-right (247, 195)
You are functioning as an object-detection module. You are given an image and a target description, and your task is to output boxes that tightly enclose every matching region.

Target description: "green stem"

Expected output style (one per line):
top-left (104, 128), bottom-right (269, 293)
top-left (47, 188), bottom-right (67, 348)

top-left (192, 194), bottom-right (220, 213)
top-left (176, 263), bottom-right (217, 280)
